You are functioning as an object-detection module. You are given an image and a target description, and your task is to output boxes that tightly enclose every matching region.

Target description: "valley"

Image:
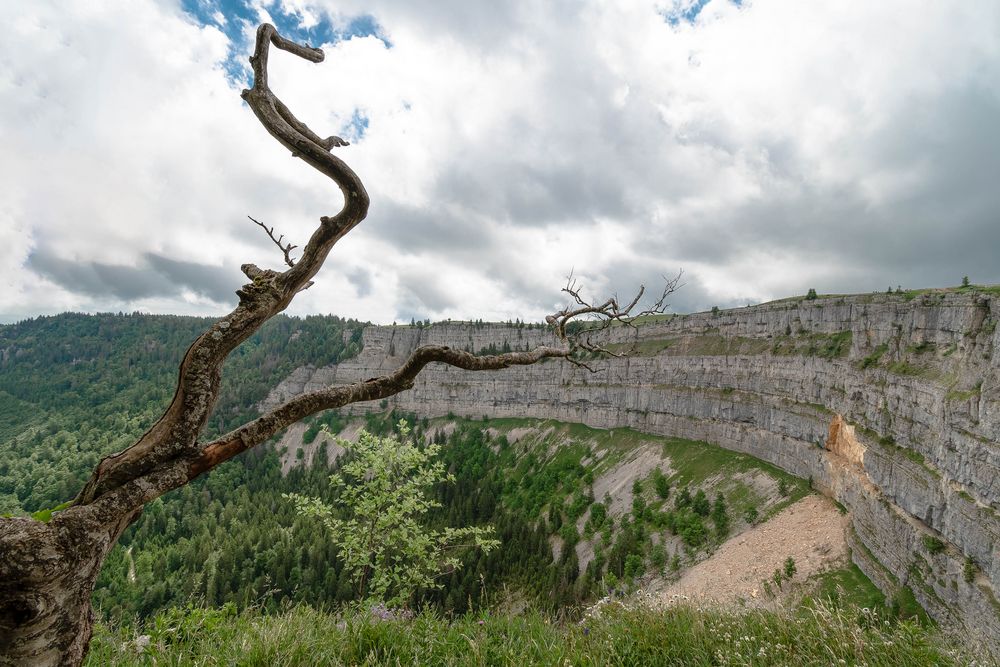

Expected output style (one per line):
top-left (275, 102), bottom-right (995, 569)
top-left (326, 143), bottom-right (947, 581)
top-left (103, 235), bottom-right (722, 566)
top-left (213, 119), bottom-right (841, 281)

top-left (263, 287), bottom-right (1000, 642)
top-left (1, 287), bottom-right (997, 659)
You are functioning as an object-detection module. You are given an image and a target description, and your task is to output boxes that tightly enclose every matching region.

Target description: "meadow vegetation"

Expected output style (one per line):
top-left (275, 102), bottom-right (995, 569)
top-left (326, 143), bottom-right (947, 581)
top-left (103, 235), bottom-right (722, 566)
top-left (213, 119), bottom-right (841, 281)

top-left (86, 600), bottom-right (979, 666)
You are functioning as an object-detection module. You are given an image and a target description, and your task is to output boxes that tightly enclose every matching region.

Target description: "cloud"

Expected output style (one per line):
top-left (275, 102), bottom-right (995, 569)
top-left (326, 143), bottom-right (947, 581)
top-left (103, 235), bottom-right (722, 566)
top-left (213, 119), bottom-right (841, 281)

top-left (27, 251), bottom-right (240, 303)
top-left (2, 0), bottom-right (999, 325)
top-left (345, 266), bottom-right (373, 298)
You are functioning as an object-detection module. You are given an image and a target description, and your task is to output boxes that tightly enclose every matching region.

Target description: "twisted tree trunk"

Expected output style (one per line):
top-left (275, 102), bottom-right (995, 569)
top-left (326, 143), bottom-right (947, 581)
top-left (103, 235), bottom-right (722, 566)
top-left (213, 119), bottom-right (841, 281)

top-left (0, 23), bottom-right (673, 666)
top-left (0, 512), bottom-right (133, 665)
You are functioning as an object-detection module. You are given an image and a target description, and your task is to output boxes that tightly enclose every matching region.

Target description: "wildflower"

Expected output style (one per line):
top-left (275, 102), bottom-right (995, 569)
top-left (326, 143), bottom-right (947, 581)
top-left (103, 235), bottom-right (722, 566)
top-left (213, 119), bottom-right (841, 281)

top-left (583, 627), bottom-right (590, 636)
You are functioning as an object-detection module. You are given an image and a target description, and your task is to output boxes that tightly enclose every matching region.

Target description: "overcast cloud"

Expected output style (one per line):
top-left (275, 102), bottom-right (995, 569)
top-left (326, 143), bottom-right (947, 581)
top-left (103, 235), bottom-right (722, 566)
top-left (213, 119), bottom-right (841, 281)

top-left (2, 0), bottom-right (998, 324)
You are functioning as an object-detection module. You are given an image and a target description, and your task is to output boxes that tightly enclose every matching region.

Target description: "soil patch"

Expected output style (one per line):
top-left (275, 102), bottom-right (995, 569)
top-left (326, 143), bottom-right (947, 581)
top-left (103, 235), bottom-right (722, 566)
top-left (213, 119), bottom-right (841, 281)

top-left (655, 494), bottom-right (849, 606)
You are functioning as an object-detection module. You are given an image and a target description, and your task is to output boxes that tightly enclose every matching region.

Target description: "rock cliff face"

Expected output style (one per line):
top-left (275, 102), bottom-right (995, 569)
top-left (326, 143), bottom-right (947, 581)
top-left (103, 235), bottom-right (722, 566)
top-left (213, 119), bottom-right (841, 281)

top-left (263, 290), bottom-right (1000, 638)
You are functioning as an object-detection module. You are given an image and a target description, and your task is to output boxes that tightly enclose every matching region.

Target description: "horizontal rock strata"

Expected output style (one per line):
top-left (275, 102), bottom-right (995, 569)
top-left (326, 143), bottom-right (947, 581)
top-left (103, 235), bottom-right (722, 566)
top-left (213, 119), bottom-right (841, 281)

top-left (263, 290), bottom-right (1000, 639)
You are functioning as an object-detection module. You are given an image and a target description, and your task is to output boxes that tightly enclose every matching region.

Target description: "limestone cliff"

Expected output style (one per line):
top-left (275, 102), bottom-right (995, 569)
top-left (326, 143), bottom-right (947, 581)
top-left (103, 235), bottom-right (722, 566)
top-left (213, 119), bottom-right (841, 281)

top-left (263, 290), bottom-right (1000, 638)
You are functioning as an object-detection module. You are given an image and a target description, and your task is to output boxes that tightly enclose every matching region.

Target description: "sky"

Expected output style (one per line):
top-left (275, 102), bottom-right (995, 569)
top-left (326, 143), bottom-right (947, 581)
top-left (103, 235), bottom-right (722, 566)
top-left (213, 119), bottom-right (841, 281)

top-left (2, 0), bottom-right (999, 325)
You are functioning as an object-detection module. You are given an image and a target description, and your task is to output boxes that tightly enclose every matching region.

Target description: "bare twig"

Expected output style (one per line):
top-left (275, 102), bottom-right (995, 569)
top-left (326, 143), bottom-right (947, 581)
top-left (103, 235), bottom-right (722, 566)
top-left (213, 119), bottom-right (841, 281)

top-left (248, 215), bottom-right (298, 267)
top-left (545, 270), bottom-right (684, 371)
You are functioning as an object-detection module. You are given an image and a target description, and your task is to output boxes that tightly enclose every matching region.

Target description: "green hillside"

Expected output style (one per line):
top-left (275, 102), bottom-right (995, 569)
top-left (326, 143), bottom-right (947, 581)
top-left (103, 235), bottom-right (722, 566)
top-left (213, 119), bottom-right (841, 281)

top-left (0, 312), bottom-right (364, 514)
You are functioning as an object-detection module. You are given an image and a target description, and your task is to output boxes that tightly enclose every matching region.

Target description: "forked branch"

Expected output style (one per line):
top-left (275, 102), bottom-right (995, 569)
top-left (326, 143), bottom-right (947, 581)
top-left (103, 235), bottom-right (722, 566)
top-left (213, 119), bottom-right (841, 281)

top-left (249, 215), bottom-right (298, 267)
top-left (72, 22), bottom-right (678, 519)
top-left (547, 270), bottom-right (683, 370)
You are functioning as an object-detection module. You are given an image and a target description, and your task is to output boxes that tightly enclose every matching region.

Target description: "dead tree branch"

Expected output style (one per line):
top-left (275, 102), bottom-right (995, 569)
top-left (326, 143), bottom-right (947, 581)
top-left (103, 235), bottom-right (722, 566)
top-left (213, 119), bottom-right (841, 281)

top-left (74, 22), bottom-right (370, 507)
top-left (546, 270), bottom-right (683, 369)
top-left (248, 215), bottom-right (298, 267)
top-left (68, 22), bottom-right (681, 514)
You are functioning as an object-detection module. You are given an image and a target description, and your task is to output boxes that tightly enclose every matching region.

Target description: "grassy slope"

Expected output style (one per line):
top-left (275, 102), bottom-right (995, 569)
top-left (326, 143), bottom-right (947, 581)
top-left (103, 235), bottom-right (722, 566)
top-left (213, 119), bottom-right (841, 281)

top-left (87, 602), bottom-right (976, 666)
top-left (479, 418), bottom-right (809, 566)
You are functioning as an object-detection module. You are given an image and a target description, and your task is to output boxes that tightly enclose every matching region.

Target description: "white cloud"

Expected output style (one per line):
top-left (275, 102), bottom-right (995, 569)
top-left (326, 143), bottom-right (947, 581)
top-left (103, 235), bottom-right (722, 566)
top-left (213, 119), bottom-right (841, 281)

top-left (2, 0), bottom-right (999, 324)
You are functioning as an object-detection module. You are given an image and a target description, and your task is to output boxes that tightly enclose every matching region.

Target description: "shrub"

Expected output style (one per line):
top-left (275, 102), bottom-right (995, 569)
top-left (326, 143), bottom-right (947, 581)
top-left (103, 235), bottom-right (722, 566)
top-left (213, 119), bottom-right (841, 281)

top-left (284, 421), bottom-right (498, 605)
top-left (806, 288), bottom-right (818, 300)
top-left (674, 512), bottom-right (706, 548)
top-left (711, 493), bottom-right (729, 537)
top-left (675, 485), bottom-right (692, 510)
top-left (631, 495), bottom-right (646, 519)
top-left (624, 554), bottom-right (644, 580)
top-left (650, 543), bottom-right (667, 569)
top-left (560, 521), bottom-right (579, 545)
top-left (692, 489), bottom-right (710, 517)
top-left (963, 556), bottom-right (975, 583)
top-left (652, 469), bottom-right (670, 500)
top-left (922, 535), bottom-right (945, 555)
top-left (586, 502), bottom-right (608, 532)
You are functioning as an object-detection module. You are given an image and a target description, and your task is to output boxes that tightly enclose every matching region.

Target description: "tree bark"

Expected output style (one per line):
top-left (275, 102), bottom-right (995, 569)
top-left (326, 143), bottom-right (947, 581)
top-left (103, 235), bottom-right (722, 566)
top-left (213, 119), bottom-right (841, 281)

top-left (0, 507), bottom-right (136, 666)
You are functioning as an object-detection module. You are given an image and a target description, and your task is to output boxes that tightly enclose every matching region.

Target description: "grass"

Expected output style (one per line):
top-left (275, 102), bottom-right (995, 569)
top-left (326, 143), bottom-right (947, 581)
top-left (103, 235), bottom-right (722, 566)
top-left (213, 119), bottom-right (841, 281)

top-left (86, 600), bottom-right (981, 667)
top-left (805, 561), bottom-right (887, 611)
top-left (886, 360), bottom-right (931, 377)
top-left (605, 330), bottom-right (851, 359)
top-left (859, 343), bottom-right (889, 369)
top-left (946, 382), bottom-right (982, 402)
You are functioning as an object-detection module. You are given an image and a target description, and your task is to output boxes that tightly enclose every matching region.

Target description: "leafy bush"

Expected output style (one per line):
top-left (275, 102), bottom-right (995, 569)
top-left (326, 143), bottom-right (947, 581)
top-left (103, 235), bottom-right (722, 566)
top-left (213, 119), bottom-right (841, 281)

top-left (784, 557), bottom-right (797, 579)
top-left (672, 511), bottom-right (706, 548)
top-left (692, 489), bottom-right (710, 517)
top-left (675, 486), bottom-right (692, 510)
top-left (963, 557), bottom-right (975, 583)
top-left (711, 493), bottom-right (729, 537)
top-left (284, 421), bottom-right (498, 605)
top-left (652, 469), bottom-right (670, 500)
top-left (624, 554), bottom-right (644, 580)
top-left (922, 535), bottom-right (945, 555)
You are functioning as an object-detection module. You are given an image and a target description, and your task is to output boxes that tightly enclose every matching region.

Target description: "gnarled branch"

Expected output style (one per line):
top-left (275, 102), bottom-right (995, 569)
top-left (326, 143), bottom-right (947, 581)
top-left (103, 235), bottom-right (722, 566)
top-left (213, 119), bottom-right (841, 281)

top-left (75, 23), bottom-right (368, 506)
top-left (71, 23), bottom-right (676, 517)
top-left (548, 270), bottom-right (683, 369)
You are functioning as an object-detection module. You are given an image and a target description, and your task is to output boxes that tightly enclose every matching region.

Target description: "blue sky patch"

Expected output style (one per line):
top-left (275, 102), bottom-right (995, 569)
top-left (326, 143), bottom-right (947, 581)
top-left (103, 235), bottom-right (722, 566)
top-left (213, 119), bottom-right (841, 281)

top-left (663, 0), bottom-right (743, 26)
top-left (180, 0), bottom-right (389, 84)
top-left (344, 109), bottom-right (370, 143)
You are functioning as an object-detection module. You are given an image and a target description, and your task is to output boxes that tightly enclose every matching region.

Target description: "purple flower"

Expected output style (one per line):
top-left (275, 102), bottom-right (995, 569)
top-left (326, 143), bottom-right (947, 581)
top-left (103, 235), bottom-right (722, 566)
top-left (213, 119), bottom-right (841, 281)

top-left (583, 627), bottom-right (590, 636)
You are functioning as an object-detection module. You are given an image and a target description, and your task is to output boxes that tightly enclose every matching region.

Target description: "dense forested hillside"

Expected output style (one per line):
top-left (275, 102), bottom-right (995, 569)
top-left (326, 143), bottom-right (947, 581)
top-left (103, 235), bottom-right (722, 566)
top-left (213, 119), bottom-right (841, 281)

top-left (0, 312), bottom-right (364, 514)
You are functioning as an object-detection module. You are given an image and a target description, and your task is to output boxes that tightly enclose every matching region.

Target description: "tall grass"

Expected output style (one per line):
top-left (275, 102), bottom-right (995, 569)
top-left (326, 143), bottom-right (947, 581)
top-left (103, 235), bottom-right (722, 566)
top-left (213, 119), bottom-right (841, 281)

top-left (87, 600), bottom-right (988, 666)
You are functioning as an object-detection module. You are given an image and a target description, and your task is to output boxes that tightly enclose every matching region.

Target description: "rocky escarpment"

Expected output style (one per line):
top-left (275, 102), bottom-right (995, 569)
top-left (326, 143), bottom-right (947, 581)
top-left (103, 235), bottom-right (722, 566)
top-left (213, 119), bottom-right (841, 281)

top-left (263, 290), bottom-right (1000, 641)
